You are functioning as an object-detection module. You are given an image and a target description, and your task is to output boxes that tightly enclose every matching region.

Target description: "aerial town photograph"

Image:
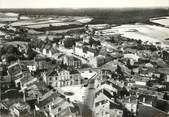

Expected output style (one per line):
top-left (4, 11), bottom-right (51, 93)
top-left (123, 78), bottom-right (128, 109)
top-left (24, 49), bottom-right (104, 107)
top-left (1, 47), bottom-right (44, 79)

top-left (0, 0), bottom-right (169, 117)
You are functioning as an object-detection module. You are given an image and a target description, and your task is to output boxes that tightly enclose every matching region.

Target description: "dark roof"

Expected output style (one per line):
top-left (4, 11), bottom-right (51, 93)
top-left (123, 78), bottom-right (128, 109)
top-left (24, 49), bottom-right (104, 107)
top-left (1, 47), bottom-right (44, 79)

top-left (138, 104), bottom-right (168, 117)
top-left (50, 47), bottom-right (60, 54)
top-left (37, 92), bottom-right (62, 108)
top-left (155, 99), bottom-right (169, 113)
top-left (157, 68), bottom-right (169, 75)
top-left (103, 80), bottom-right (121, 91)
top-left (20, 60), bottom-right (35, 66)
top-left (44, 44), bottom-right (52, 50)
top-left (67, 56), bottom-right (80, 61)
top-left (109, 101), bottom-right (122, 110)
top-left (103, 88), bottom-right (114, 99)
top-left (70, 70), bottom-right (80, 74)
top-left (20, 73), bottom-right (36, 85)
top-left (46, 70), bottom-right (58, 76)
top-left (95, 99), bottom-right (122, 110)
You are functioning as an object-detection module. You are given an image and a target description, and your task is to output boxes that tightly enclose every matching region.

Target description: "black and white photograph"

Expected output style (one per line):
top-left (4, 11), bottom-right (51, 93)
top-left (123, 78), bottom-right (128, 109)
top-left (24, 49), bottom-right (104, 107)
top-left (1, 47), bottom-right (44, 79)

top-left (0, 0), bottom-right (169, 117)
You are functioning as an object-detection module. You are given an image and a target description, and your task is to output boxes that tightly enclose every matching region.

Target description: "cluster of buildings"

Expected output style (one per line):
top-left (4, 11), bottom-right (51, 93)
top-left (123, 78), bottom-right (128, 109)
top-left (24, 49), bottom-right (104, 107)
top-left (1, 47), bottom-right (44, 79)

top-left (1, 12), bottom-right (169, 117)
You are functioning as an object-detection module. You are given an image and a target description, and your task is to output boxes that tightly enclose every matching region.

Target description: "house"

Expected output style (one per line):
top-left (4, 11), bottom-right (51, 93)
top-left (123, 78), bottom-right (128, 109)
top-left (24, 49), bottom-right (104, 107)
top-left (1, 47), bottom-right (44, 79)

top-left (36, 91), bottom-right (80, 117)
top-left (94, 88), bottom-right (123, 117)
top-left (46, 68), bottom-right (82, 87)
top-left (122, 95), bottom-right (138, 116)
top-left (70, 70), bottom-right (82, 85)
top-left (135, 80), bottom-right (147, 86)
top-left (100, 69), bottom-right (112, 80)
top-left (158, 68), bottom-right (169, 82)
top-left (0, 101), bottom-right (8, 110)
top-left (138, 94), bottom-right (156, 107)
top-left (64, 56), bottom-right (82, 69)
top-left (57, 69), bottom-right (71, 87)
top-left (134, 76), bottom-right (149, 87)
top-left (137, 88), bottom-right (164, 99)
top-left (98, 80), bottom-right (122, 94)
top-left (73, 46), bottom-right (98, 59)
top-left (0, 99), bottom-right (30, 116)
top-left (100, 60), bottom-right (118, 72)
top-left (35, 58), bottom-right (55, 70)
top-left (19, 60), bottom-right (37, 72)
top-left (26, 81), bottom-right (50, 101)
top-left (131, 65), bottom-right (139, 74)
top-left (89, 55), bottom-right (106, 68)
top-left (14, 71), bottom-right (38, 91)
top-left (42, 44), bottom-right (52, 57)
top-left (46, 70), bottom-right (58, 87)
top-left (94, 100), bottom-right (123, 117)
top-left (82, 35), bottom-right (91, 43)
top-left (124, 53), bottom-right (140, 62)
top-left (7, 62), bottom-right (24, 80)
top-left (0, 75), bottom-right (14, 91)
top-left (138, 103), bottom-right (169, 117)
top-left (75, 41), bottom-right (83, 47)
top-left (153, 98), bottom-right (169, 114)
top-left (162, 50), bottom-right (169, 63)
top-left (139, 67), bottom-right (155, 78)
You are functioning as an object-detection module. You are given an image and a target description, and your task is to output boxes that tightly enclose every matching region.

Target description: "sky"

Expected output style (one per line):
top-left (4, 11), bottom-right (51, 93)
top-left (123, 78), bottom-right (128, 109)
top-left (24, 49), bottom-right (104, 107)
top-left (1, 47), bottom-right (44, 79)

top-left (0, 0), bottom-right (169, 8)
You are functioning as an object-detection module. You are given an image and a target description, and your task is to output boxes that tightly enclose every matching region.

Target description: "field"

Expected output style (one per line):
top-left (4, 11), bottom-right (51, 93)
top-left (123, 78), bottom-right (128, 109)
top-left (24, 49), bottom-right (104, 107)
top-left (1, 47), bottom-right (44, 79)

top-left (99, 24), bottom-right (169, 46)
top-left (150, 16), bottom-right (169, 27)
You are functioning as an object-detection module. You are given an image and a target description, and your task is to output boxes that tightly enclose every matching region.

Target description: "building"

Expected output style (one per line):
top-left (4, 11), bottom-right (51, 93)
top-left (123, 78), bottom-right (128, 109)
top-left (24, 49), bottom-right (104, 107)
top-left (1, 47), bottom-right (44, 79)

top-left (73, 46), bottom-right (98, 59)
top-left (19, 60), bottom-right (37, 72)
top-left (89, 55), bottom-right (106, 68)
top-left (64, 56), bottom-right (82, 69)
top-left (94, 88), bottom-right (123, 117)
top-left (35, 58), bottom-right (55, 71)
top-left (57, 69), bottom-right (71, 87)
top-left (0, 75), bottom-right (14, 91)
top-left (46, 69), bottom-right (82, 87)
top-left (100, 69), bottom-right (112, 80)
top-left (122, 95), bottom-right (138, 116)
top-left (162, 50), bottom-right (169, 63)
top-left (37, 91), bottom-right (80, 117)
top-left (7, 62), bottom-right (28, 81)
top-left (158, 68), bottom-right (169, 82)
top-left (14, 71), bottom-right (38, 91)
top-left (98, 80), bottom-right (122, 94)
top-left (134, 76), bottom-right (149, 87)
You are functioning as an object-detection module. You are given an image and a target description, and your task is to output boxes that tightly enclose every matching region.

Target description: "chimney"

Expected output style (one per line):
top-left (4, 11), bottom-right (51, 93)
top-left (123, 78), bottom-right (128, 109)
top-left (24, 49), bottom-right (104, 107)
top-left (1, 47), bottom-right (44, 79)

top-left (143, 97), bottom-right (145, 103)
top-left (128, 97), bottom-right (131, 103)
top-left (37, 97), bottom-right (40, 104)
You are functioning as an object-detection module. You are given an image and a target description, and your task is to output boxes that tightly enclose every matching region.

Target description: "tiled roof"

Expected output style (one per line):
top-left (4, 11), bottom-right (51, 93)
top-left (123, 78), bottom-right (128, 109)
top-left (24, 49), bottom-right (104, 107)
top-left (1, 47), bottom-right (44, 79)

top-left (37, 92), bottom-right (63, 108)
top-left (157, 68), bottom-right (169, 75)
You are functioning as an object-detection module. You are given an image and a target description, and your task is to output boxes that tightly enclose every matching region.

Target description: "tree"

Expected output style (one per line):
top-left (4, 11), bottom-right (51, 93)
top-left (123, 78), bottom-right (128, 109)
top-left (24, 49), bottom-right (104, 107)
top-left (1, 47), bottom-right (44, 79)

top-left (137, 39), bottom-right (142, 45)
top-left (116, 65), bottom-right (123, 75)
top-left (163, 92), bottom-right (169, 100)
top-left (116, 65), bottom-right (125, 80)
top-left (127, 59), bottom-right (132, 69)
top-left (64, 38), bottom-right (75, 48)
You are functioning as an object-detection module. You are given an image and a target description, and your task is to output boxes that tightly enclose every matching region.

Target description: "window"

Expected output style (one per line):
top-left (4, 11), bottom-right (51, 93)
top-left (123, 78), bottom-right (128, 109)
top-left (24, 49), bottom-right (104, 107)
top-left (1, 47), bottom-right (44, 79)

top-left (58, 107), bottom-right (61, 112)
top-left (49, 77), bottom-right (52, 81)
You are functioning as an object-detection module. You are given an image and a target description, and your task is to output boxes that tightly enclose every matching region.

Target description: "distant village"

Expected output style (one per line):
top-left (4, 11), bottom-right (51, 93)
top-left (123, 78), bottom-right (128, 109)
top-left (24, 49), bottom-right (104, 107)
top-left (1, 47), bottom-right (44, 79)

top-left (0, 12), bottom-right (169, 117)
